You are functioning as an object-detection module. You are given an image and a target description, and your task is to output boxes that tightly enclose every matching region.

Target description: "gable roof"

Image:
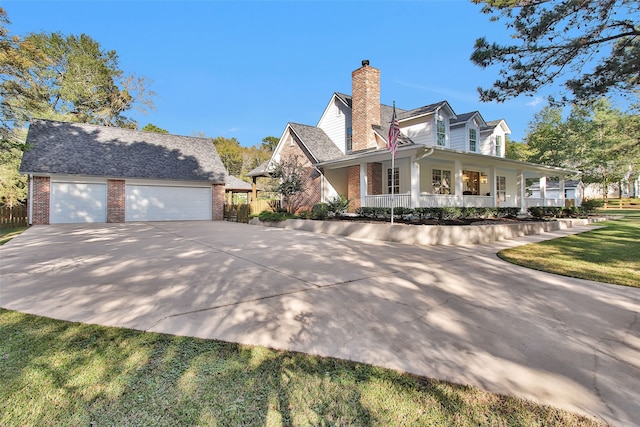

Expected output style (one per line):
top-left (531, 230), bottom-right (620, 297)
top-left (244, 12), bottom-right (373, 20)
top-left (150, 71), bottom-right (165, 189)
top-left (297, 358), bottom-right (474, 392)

top-left (482, 119), bottom-right (511, 134)
top-left (288, 122), bottom-right (344, 163)
top-left (397, 100), bottom-right (456, 121)
top-left (450, 111), bottom-right (487, 128)
top-left (225, 175), bottom-right (253, 191)
top-left (20, 119), bottom-right (227, 183)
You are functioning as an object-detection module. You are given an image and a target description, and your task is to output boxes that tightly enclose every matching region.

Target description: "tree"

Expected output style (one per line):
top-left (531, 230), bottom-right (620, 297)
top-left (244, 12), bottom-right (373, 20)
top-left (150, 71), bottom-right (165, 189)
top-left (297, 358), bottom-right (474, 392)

top-left (211, 136), bottom-right (243, 177)
top-left (504, 135), bottom-right (530, 161)
top-left (471, 0), bottom-right (640, 104)
top-left (141, 123), bottom-right (168, 133)
top-left (0, 9), bottom-right (154, 137)
top-left (272, 155), bottom-right (307, 213)
top-left (523, 106), bottom-right (568, 167)
top-left (260, 136), bottom-right (279, 152)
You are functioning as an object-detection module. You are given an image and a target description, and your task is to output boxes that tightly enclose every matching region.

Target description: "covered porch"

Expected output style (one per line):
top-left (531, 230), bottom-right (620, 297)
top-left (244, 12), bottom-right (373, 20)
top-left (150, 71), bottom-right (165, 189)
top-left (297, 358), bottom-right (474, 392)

top-left (319, 146), bottom-right (575, 213)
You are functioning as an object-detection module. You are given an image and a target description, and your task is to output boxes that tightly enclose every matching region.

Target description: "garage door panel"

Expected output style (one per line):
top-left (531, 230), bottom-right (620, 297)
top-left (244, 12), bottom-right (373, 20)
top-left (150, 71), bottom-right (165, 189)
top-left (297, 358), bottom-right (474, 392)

top-left (51, 182), bottom-right (107, 224)
top-left (126, 185), bottom-right (211, 221)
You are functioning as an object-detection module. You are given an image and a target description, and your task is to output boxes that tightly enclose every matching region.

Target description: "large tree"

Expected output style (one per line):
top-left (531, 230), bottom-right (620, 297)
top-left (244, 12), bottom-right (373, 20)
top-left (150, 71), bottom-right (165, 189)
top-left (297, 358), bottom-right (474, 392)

top-left (471, 0), bottom-right (640, 104)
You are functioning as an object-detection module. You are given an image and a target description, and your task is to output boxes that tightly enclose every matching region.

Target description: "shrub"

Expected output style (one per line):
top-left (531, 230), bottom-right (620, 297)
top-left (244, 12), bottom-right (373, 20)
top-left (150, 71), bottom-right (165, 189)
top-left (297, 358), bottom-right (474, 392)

top-left (528, 206), bottom-right (544, 219)
top-left (311, 202), bottom-right (329, 220)
top-left (580, 198), bottom-right (604, 214)
top-left (258, 211), bottom-right (297, 222)
top-left (498, 207), bottom-right (520, 218)
top-left (326, 195), bottom-right (350, 217)
top-left (441, 207), bottom-right (461, 220)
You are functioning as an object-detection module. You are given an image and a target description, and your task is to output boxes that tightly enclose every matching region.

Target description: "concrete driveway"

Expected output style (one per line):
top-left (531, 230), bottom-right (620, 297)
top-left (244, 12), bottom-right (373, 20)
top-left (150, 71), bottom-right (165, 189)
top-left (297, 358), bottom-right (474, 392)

top-left (1, 221), bottom-right (638, 426)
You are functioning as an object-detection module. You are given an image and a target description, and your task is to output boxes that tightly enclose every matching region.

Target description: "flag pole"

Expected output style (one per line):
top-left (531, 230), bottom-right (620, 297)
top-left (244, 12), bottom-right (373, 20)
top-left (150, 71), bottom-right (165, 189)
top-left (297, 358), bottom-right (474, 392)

top-left (387, 101), bottom-right (399, 225)
top-left (390, 150), bottom-right (395, 224)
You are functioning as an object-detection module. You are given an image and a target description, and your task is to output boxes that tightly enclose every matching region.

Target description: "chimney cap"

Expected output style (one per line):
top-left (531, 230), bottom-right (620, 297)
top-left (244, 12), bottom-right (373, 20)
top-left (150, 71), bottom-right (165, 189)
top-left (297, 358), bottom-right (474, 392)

top-left (361, 59), bottom-right (370, 67)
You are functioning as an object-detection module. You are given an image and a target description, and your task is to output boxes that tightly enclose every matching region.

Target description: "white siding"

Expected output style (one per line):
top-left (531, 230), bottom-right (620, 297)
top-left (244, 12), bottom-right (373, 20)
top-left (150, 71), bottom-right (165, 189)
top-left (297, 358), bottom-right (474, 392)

top-left (450, 125), bottom-right (466, 151)
top-left (317, 98), bottom-right (350, 154)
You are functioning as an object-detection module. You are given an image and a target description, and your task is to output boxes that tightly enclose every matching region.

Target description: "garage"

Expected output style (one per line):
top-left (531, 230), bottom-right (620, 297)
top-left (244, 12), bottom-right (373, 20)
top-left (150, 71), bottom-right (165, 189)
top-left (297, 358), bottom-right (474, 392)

top-left (21, 120), bottom-right (227, 225)
top-left (125, 184), bottom-right (212, 221)
top-left (50, 182), bottom-right (107, 224)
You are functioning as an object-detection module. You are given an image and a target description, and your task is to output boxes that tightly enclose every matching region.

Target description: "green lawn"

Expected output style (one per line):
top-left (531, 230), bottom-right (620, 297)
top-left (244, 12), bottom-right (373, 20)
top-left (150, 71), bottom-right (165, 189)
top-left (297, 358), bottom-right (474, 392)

top-left (0, 309), bottom-right (604, 426)
top-left (498, 210), bottom-right (640, 287)
top-left (0, 227), bottom-right (27, 246)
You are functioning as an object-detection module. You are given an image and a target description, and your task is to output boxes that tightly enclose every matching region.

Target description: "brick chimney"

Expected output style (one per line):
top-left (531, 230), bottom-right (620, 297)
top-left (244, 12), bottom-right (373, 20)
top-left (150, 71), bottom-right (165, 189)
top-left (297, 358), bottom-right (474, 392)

top-left (351, 60), bottom-right (380, 152)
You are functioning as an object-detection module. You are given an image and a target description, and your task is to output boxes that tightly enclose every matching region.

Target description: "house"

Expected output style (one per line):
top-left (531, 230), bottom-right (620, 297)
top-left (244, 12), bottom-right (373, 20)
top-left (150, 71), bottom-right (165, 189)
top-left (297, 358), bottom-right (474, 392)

top-left (254, 60), bottom-right (578, 213)
top-left (528, 180), bottom-right (584, 207)
top-left (20, 119), bottom-right (227, 224)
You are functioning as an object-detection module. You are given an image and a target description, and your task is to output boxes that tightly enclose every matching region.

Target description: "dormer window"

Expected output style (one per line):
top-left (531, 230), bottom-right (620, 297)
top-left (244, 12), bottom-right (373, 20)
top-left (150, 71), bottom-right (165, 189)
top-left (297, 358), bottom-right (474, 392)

top-left (437, 120), bottom-right (446, 146)
top-left (495, 135), bottom-right (502, 156)
top-left (469, 128), bottom-right (477, 152)
top-left (346, 127), bottom-right (353, 152)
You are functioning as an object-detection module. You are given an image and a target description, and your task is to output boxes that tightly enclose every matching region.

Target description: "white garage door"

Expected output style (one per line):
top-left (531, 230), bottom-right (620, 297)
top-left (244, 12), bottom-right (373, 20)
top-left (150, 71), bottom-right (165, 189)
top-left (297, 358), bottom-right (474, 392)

top-left (125, 185), bottom-right (212, 221)
top-left (51, 182), bottom-right (107, 224)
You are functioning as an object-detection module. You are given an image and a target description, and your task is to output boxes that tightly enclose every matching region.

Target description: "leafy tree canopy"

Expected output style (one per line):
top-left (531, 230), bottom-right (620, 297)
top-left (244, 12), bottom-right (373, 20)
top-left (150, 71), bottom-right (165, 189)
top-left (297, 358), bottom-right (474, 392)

top-left (471, 0), bottom-right (640, 104)
top-left (141, 123), bottom-right (168, 133)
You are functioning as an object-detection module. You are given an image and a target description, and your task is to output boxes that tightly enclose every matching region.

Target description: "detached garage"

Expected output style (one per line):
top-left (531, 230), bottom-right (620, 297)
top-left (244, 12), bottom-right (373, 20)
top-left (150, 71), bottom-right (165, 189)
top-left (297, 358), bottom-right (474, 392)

top-left (20, 119), bottom-right (227, 224)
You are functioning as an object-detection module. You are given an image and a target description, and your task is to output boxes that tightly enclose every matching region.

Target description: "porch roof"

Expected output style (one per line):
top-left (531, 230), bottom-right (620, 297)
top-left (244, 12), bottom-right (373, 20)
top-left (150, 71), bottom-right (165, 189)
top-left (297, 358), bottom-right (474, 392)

top-left (315, 144), bottom-right (579, 176)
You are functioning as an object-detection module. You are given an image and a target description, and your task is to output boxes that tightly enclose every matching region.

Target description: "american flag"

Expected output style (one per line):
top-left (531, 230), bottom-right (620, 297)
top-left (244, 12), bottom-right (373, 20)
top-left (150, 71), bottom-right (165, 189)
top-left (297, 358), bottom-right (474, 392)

top-left (387, 103), bottom-right (400, 158)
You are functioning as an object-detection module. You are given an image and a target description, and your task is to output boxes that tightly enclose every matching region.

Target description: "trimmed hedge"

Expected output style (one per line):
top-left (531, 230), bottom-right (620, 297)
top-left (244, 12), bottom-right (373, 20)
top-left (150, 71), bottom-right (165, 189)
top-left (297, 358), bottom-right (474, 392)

top-left (355, 207), bottom-right (522, 221)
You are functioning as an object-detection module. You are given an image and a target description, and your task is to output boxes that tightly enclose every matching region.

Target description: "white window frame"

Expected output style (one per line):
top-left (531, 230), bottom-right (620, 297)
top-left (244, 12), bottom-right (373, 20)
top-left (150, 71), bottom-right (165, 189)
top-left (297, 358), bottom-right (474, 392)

top-left (437, 120), bottom-right (446, 146)
top-left (469, 128), bottom-right (477, 152)
top-left (387, 167), bottom-right (399, 194)
top-left (497, 176), bottom-right (507, 201)
top-left (432, 169), bottom-right (451, 195)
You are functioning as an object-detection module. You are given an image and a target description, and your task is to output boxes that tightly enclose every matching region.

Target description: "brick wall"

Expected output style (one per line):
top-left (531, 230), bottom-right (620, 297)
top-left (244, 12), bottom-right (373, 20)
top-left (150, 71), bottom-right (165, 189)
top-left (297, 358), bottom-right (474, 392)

top-left (279, 133), bottom-right (322, 213)
top-left (212, 184), bottom-right (225, 221)
top-left (107, 180), bottom-right (126, 223)
top-left (31, 176), bottom-right (50, 225)
top-left (367, 162), bottom-right (382, 195)
top-left (347, 165), bottom-right (360, 212)
top-left (351, 62), bottom-right (380, 152)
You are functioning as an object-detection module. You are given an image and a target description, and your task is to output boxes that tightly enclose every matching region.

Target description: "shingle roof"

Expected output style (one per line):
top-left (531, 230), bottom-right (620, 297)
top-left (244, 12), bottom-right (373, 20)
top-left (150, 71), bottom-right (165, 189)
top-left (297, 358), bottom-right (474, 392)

top-left (289, 123), bottom-right (344, 162)
top-left (20, 119), bottom-right (227, 183)
top-left (225, 175), bottom-right (253, 190)
top-left (246, 160), bottom-right (272, 177)
top-left (397, 101), bottom-right (451, 121)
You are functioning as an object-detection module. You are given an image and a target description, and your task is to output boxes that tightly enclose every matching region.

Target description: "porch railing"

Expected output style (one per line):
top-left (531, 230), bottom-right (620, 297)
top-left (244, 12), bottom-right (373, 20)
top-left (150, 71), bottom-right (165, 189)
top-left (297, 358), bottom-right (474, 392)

top-left (364, 194), bottom-right (412, 208)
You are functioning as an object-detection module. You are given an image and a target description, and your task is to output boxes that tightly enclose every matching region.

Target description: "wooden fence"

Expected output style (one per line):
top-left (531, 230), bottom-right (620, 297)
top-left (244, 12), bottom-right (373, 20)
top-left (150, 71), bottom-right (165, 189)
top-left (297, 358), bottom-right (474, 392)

top-left (224, 200), bottom-right (281, 223)
top-left (0, 205), bottom-right (28, 229)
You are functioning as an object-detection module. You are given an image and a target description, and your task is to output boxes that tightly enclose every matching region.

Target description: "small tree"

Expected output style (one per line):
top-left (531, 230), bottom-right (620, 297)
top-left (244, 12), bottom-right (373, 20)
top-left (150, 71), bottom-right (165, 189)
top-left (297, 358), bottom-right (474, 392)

top-left (272, 155), bottom-right (307, 214)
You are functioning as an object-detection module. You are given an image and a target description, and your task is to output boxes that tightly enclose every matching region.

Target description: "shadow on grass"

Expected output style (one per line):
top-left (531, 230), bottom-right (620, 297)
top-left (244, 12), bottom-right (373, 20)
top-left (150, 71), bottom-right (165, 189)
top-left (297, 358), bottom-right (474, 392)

top-left (0, 309), bottom-right (604, 426)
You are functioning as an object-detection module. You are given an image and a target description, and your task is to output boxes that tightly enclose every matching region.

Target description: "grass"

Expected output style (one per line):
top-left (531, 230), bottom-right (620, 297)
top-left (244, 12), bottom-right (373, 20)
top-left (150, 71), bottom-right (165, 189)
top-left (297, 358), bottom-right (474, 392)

top-left (498, 209), bottom-right (640, 287)
top-left (0, 227), bottom-right (27, 246)
top-left (0, 309), bottom-right (604, 426)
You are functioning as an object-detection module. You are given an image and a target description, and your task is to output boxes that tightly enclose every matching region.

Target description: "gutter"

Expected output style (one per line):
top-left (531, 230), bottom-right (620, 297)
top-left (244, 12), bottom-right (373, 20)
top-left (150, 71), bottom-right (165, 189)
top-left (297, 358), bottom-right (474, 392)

top-left (28, 174), bottom-right (33, 225)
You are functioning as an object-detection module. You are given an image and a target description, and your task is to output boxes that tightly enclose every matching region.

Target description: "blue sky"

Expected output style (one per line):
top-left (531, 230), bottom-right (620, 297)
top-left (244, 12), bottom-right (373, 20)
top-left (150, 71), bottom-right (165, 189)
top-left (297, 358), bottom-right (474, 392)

top-left (2, 0), bottom-right (553, 145)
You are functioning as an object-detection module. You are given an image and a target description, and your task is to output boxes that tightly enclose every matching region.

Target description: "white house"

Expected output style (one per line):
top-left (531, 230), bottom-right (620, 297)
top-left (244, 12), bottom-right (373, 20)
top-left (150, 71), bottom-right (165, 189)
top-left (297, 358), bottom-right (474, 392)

top-left (251, 60), bottom-right (577, 213)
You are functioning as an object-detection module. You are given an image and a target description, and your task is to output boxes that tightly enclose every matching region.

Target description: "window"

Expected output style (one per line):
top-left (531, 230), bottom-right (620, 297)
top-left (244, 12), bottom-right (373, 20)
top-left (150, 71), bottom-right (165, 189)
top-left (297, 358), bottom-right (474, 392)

top-left (497, 176), bottom-right (506, 201)
top-left (432, 169), bottom-right (451, 194)
top-left (387, 167), bottom-right (399, 194)
top-left (495, 135), bottom-right (502, 156)
top-left (437, 120), bottom-right (446, 146)
top-left (469, 128), bottom-right (477, 152)
top-left (346, 127), bottom-right (352, 152)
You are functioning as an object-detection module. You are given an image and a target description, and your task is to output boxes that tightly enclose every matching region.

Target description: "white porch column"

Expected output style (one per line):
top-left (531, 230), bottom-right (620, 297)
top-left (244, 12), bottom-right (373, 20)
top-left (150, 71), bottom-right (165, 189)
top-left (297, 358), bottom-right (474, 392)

top-left (454, 160), bottom-right (463, 205)
top-left (489, 166), bottom-right (497, 207)
top-left (359, 163), bottom-right (367, 204)
top-left (517, 169), bottom-right (526, 213)
top-left (559, 176), bottom-right (565, 207)
top-left (410, 155), bottom-right (420, 208)
top-left (540, 176), bottom-right (547, 206)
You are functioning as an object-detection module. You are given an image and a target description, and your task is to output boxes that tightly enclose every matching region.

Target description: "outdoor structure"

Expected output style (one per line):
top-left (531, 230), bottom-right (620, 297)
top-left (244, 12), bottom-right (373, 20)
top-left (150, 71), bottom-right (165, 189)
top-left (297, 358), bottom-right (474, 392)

top-left (253, 60), bottom-right (577, 213)
top-left (225, 175), bottom-right (254, 204)
top-left (20, 119), bottom-right (227, 224)
top-left (528, 180), bottom-right (584, 207)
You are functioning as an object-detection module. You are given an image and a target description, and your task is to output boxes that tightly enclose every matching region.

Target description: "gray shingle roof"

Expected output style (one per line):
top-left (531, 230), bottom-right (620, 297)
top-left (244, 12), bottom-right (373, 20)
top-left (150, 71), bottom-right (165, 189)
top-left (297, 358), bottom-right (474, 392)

top-left (225, 175), bottom-right (253, 190)
top-left (20, 119), bottom-right (227, 183)
top-left (289, 123), bottom-right (344, 162)
top-left (246, 160), bottom-right (272, 177)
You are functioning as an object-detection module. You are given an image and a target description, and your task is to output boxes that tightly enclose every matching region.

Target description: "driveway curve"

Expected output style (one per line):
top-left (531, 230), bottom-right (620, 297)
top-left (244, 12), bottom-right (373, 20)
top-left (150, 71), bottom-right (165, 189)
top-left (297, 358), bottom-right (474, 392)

top-left (1, 221), bottom-right (638, 426)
